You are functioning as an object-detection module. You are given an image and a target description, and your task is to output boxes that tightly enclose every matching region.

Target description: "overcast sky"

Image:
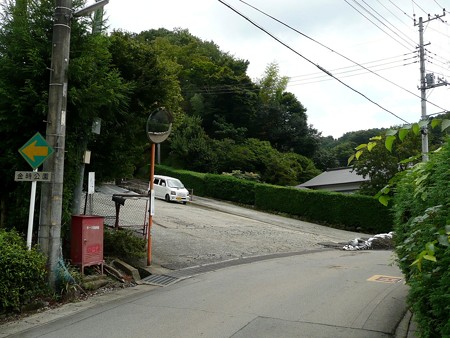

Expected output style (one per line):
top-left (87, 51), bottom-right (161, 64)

top-left (98, 0), bottom-right (449, 138)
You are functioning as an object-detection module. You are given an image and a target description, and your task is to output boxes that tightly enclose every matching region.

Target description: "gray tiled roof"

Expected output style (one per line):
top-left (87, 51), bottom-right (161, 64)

top-left (297, 167), bottom-right (368, 188)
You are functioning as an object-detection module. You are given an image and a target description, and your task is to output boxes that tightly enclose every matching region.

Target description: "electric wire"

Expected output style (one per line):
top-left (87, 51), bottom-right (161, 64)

top-left (289, 58), bottom-right (418, 83)
top-left (425, 48), bottom-right (450, 64)
top-left (433, 0), bottom-right (444, 10)
top-left (374, 0), bottom-right (414, 30)
top-left (218, 0), bottom-right (411, 124)
top-left (411, 1), bottom-right (428, 16)
top-left (288, 52), bottom-right (417, 80)
top-left (344, 0), bottom-right (415, 50)
top-left (388, 0), bottom-right (414, 20)
top-left (236, 0), bottom-right (448, 113)
top-left (188, 53), bottom-right (418, 95)
top-left (185, 59), bottom-right (419, 95)
top-left (352, 0), bottom-right (417, 47)
top-left (288, 61), bottom-right (418, 87)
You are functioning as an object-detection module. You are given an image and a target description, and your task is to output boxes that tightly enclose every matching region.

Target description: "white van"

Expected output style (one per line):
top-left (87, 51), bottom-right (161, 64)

top-left (152, 175), bottom-right (190, 204)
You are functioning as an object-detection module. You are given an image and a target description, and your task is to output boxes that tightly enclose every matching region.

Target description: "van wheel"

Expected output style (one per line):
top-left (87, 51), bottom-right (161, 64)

top-left (183, 201), bottom-right (187, 205)
top-left (165, 194), bottom-right (170, 202)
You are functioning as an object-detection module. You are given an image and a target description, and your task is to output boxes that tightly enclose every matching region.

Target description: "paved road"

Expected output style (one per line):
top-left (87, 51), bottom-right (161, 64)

top-left (2, 250), bottom-right (407, 338)
top-left (98, 184), bottom-right (374, 270)
top-left (1, 186), bottom-right (410, 337)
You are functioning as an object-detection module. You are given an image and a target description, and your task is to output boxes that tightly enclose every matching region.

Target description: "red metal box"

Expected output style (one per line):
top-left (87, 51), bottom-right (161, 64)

top-left (70, 215), bottom-right (104, 274)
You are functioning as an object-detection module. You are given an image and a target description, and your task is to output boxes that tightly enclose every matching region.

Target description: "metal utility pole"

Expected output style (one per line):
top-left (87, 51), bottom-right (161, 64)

top-left (39, 0), bottom-right (72, 288)
top-left (415, 10), bottom-right (446, 162)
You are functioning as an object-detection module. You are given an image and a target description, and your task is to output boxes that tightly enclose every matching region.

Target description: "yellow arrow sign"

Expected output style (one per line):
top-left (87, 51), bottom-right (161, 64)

top-left (19, 132), bottom-right (54, 169)
top-left (21, 141), bottom-right (49, 161)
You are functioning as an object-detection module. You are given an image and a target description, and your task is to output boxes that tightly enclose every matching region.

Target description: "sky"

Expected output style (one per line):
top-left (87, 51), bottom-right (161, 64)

top-left (96, 0), bottom-right (449, 138)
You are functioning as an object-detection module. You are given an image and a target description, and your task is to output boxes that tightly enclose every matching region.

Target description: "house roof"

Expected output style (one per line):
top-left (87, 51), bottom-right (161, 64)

top-left (297, 167), bottom-right (368, 189)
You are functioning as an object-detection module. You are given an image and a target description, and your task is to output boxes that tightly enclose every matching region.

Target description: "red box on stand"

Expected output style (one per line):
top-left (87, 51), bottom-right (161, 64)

top-left (70, 215), bottom-right (104, 274)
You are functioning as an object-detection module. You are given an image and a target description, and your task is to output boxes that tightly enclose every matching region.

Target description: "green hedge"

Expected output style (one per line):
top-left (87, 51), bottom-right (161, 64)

top-left (255, 184), bottom-right (392, 233)
top-left (392, 138), bottom-right (450, 338)
top-left (203, 174), bottom-right (257, 205)
top-left (153, 165), bottom-right (393, 233)
top-left (155, 165), bottom-right (207, 196)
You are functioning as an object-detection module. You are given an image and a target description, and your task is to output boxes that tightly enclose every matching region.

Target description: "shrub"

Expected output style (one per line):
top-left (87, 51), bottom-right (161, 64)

top-left (0, 229), bottom-right (49, 313)
top-left (393, 138), bottom-right (450, 337)
top-left (103, 227), bottom-right (146, 265)
top-left (255, 184), bottom-right (392, 233)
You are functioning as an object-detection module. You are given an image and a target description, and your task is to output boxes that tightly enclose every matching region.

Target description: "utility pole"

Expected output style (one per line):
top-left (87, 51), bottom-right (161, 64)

top-left (39, 0), bottom-right (72, 289)
top-left (39, 0), bottom-right (109, 289)
top-left (415, 10), bottom-right (447, 162)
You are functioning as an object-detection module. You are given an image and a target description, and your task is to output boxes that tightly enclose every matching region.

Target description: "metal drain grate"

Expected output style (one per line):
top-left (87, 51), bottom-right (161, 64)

top-left (141, 274), bottom-right (180, 286)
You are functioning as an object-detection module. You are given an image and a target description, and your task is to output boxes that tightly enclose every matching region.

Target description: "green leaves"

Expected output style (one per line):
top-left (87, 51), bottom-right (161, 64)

top-left (385, 135), bottom-right (396, 152)
top-left (410, 241), bottom-right (438, 271)
top-left (442, 119), bottom-right (450, 132)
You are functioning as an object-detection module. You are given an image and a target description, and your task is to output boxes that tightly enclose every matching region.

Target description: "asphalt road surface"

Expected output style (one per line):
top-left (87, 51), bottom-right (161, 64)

top-left (1, 185), bottom-right (408, 338)
top-left (100, 184), bottom-right (373, 270)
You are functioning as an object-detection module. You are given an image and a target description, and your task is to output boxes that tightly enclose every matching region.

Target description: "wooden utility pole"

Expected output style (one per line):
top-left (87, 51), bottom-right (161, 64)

top-left (39, 0), bottom-right (72, 289)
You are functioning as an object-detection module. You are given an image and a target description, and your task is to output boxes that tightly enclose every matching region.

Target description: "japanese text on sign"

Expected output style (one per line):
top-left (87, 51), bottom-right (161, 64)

top-left (14, 171), bottom-right (52, 182)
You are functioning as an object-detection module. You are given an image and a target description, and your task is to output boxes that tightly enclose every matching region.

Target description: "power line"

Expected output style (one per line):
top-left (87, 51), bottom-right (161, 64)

top-left (344, 0), bottom-right (415, 50)
top-left (218, 0), bottom-right (410, 124)
top-left (288, 52), bottom-right (417, 79)
top-left (434, 1), bottom-right (444, 10)
top-left (387, 0), bottom-right (414, 20)
top-left (412, 1), bottom-right (429, 17)
top-left (186, 55), bottom-right (417, 95)
top-left (236, 0), bottom-right (448, 113)
top-left (375, 0), bottom-right (413, 30)
top-left (289, 58), bottom-right (418, 83)
top-left (352, 0), bottom-right (417, 47)
top-left (288, 61), bottom-right (418, 87)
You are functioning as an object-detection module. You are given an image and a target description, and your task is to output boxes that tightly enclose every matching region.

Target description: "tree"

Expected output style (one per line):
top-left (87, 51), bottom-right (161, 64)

top-left (251, 63), bottom-right (318, 158)
top-left (88, 30), bottom-right (182, 182)
top-left (352, 134), bottom-right (421, 195)
top-left (348, 113), bottom-right (449, 203)
top-left (0, 1), bottom-right (130, 229)
top-left (138, 28), bottom-right (258, 141)
top-left (168, 115), bottom-right (218, 173)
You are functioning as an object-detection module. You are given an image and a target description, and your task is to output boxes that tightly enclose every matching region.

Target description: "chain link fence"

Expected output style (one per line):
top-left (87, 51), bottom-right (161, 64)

top-left (80, 191), bottom-right (149, 237)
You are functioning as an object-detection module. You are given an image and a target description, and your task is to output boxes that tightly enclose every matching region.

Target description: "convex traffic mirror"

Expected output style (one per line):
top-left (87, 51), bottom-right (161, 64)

top-left (146, 107), bottom-right (173, 144)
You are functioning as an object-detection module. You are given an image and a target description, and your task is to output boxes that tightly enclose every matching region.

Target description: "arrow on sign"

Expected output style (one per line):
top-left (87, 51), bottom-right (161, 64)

top-left (19, 132), bottom-right (54, 169)
top-left (21, 141), bottom-right (50, 161)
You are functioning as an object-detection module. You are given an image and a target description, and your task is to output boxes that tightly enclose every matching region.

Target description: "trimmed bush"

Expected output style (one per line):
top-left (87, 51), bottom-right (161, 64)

top-left (103, 227), bottom-right (146, 265)
top-left (255, 184), bottom-right (392, 233)
top-left (204, 174), bottom-right (257, 205)
top-left (0, 229), bottom-right (49, 313)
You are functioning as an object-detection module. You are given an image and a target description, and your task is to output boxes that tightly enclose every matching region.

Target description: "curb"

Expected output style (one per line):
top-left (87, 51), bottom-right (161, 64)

top-left (394, 310), bottom-right (418, 338)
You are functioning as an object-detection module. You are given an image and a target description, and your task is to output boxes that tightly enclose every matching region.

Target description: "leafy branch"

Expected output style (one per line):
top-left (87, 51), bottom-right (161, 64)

top-left (348, 118), bottom-right (449, 206)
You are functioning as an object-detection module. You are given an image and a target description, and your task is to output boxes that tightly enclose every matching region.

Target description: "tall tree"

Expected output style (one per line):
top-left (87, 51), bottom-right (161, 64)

top-left (0, 0), bottom-right (130, 229)
top-left (138, 28), bottom-right (258, 141)
top-left (251, 62), bottom-right (318, 158)
top-left (88, 30), bottom-right (182, 182)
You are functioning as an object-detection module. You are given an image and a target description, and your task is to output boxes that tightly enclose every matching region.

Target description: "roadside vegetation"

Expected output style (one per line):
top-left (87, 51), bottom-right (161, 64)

top-left (348, 122), bottom-right (449, 337)
top-left (391, 138), bottom-right (450, 337)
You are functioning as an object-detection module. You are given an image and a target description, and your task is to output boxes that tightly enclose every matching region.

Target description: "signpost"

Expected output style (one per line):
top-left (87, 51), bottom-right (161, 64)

top-left (145, 107), bottom-right (173, 266)
top-left (17, 133), bottom-right (54, 249)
